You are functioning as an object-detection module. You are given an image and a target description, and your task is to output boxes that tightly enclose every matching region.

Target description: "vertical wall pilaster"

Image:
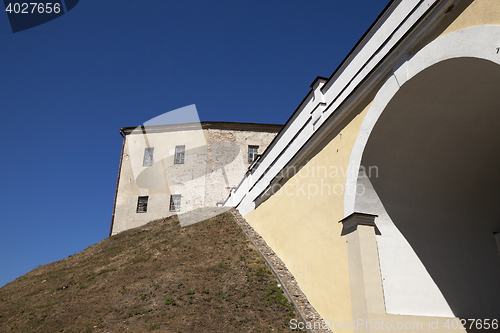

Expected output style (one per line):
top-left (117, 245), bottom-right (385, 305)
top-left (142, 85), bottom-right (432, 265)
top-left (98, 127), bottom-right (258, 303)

top-left (340, 213), bottom-right (385, 332)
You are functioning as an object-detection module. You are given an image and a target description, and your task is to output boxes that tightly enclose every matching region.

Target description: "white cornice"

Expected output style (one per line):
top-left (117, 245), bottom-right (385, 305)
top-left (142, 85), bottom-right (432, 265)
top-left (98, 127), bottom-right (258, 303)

top-left (227, 0), bottom-right (461, 215)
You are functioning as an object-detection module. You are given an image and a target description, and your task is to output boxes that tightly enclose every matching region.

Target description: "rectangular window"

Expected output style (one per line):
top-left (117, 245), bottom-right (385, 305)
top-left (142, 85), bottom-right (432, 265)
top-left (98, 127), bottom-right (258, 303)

top-left (169, 194), bottom-right (181, 212)
top-left (248, 145), bottom-right (259, 163)
top-left (174, 145), bottom-right (185, 164)
top-left (136, 196), bottom-right (148, 213)
top-left (143, 147), bottom-right (154, 167)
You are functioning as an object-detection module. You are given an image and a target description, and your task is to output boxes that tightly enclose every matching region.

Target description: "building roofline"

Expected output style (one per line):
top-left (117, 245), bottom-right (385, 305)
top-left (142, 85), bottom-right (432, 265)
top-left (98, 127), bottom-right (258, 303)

top-left (320, 0), bottom-right (398, 92)
top-left (120, 121), bottom-right (283, 135)
top-left (250, 0), bottom-right (399, 171)
top-left (309, 76), bottom-right (329, 88)
top-left (228, 0), bottom-right (459, 213)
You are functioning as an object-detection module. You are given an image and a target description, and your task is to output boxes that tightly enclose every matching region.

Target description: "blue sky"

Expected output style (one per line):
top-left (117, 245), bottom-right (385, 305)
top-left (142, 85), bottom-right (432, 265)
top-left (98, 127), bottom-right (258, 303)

top-left (0, 0), bottom-right (389, 287)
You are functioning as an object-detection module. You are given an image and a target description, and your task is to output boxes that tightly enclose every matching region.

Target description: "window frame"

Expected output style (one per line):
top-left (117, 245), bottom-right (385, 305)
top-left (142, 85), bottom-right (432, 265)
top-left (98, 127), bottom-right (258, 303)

top-left (169, 194), bottom-right (181, 212)
top-left (142, 147), bottom-right (154, 167)
top-left (174, 145), bottom-right (185, 164)
top-left (248, 145), bottom-right (259, 164)
top-left (136, 196), bottom-right (149, 213)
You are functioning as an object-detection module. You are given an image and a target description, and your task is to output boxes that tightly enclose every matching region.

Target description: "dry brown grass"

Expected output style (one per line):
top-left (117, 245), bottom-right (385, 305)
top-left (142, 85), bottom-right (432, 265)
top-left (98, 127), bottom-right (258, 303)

top-left (0, 212), bottom-right (299, 332)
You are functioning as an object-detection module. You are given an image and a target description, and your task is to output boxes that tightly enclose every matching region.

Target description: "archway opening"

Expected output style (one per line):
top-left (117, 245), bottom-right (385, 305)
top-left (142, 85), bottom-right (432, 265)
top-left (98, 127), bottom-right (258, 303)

top-left (360, 57), bottom-right (500, 318)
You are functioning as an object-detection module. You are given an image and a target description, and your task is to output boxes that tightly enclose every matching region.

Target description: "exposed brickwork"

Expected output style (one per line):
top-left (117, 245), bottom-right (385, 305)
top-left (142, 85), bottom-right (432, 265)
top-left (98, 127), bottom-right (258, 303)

top-left (112, 125), bottom-right (280, 235)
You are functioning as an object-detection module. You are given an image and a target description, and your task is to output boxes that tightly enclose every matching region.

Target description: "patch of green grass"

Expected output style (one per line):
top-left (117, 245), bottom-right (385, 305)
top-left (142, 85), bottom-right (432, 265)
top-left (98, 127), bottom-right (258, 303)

top-left (37, 301), bottom-right (54, 308)
top-left (218, 262), bottom-right (230, 270)
top-left (148, 324), bottom-right (159, 330)
top-left (187, 290), bottom-right (195, 295)
top-left (165, 298), bottom-right (176, 306)
top-left (131, 257), bottom-right (147, 264)
top-left (256, 266), bottom-right (271, 277)
top-left (128, 309), bottom-right (153, 317)
top-left (264, 286), bottom-right (289, 307)
top-left (97, 268), bottom-right (116, 276)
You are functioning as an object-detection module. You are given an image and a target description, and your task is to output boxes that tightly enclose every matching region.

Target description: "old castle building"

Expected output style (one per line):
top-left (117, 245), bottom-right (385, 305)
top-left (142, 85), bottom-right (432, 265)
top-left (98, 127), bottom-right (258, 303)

top-left (110, 121), bottom-right (281, 236)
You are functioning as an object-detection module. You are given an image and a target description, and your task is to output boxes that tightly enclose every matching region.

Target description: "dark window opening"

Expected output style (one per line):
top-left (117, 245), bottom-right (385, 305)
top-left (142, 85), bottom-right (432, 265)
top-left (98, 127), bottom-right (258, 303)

top-left (136, 196), bottom-right (149, 213)
top-left (169, 194), bottom-right (181, 212)
top-left (248, 145), bottom-right (259, 163)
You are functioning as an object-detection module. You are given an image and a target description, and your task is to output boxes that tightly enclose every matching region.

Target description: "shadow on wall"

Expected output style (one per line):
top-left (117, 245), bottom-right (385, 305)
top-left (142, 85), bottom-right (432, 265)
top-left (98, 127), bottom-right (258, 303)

top-left (361, 58), bottom-right (500, 318)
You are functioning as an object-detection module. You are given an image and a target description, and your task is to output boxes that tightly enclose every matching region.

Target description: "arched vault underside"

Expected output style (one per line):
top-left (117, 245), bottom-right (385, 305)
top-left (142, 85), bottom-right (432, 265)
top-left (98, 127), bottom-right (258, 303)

top-left (356, 56), bottom-right (500, 318)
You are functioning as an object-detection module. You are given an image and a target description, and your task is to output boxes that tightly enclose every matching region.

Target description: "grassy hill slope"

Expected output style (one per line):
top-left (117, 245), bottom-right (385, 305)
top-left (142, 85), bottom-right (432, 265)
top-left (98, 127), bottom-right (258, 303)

top-left (0, 212), bottom-right (299, 332)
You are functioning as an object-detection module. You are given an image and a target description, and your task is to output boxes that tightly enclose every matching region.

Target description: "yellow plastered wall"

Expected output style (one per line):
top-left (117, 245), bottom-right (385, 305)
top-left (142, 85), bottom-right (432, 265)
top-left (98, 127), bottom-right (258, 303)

top-left (442, 0), bottom-right (500, 34)
top-left (244, 0), bottom-right (500, 328)
top-left (414, 0), bottom-right (500, 54)
top-left (244, 103), bottom-right (371, 329)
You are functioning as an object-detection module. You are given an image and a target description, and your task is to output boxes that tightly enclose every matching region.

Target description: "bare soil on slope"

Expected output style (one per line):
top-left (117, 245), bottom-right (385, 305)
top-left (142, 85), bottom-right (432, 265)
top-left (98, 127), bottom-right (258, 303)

top-left (0, 212), bottom-right (299, 333)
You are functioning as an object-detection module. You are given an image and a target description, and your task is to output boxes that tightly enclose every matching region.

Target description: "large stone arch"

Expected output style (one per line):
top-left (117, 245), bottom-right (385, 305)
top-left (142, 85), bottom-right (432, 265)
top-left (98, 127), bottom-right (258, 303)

top-left (344, 26), bottom-right (500, 318)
